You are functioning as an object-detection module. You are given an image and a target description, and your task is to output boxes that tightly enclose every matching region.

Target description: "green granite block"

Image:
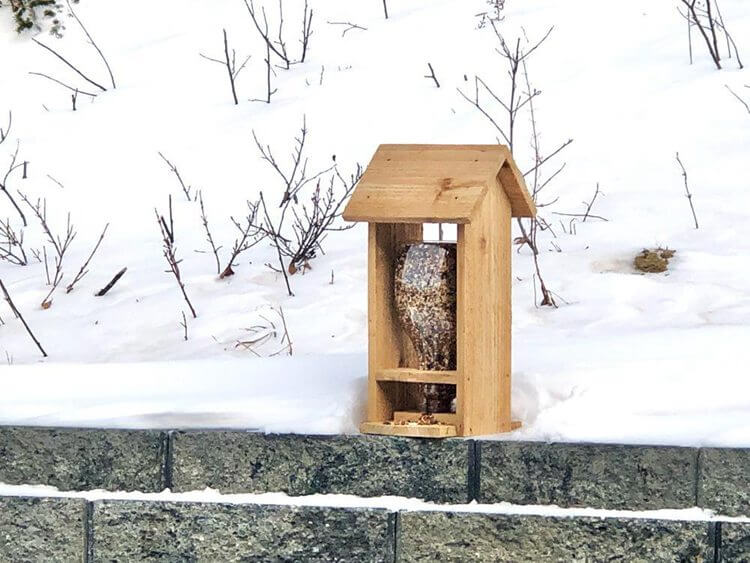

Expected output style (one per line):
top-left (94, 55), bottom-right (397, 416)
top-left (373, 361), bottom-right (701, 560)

top-left (0, 496), bottom-right (85, 562)
top-left (171, 431), bottom-right (469, 502)
top-left (91, 500), bottom-right (394, 562)
top-left (0, 426), bottom-right (167, 492)
top-left (697, 448), bottom-right (750, 517)
top-left (478, 441), bottom-right (697, 509)
top-left (398, 511), bottom-right (711, 562)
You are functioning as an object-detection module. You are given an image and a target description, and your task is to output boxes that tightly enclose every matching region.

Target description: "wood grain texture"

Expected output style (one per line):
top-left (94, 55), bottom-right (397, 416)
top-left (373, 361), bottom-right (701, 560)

top-left (367, 223), bottom-right (422, 423)
top-left (455, 183), bottom-right (513, 436)
top-left (376, 368), bottom-right (458, 385)
top-left (393, 411), bottom-right (458, 426)
top-left (359, 422), bottom-right (457, 438)
top-left (356, 144), bottom-right (532, 438)
top-left (342, 144), bottom-right (535, 223)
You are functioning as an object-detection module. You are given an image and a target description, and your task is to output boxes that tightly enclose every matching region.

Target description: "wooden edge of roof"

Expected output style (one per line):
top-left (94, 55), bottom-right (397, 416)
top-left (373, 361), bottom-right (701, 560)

top-left (343, 144), bottom-right (537, 222)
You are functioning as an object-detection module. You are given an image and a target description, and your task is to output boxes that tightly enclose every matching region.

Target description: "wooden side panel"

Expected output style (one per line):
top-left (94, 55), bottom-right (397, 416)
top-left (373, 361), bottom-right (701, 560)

top-left (367, 223), bottom-right (422, 422)
top-left (456, 186), bottom-right (513, 435)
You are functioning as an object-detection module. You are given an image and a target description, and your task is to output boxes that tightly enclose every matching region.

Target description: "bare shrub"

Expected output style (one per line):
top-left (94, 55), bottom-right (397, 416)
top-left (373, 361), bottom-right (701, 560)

top-left (195, 190), bottom-right (265, 278)
top-left (243, 0), bottom-right (313, 68)
top-left (18, 193), bottom-right (76, 308)
top-left (200, 29), bottom-right (251, 105)
top-left (251, 117), bottom-right (360, 296)
top-left (678, 0), bottom-right (743, 69)
top-left (155, 199), bottom-right (197, 318)
top-left (28, 1), bottom-right (115, 98)
top-left (459, 23), bottom-right (572, 307)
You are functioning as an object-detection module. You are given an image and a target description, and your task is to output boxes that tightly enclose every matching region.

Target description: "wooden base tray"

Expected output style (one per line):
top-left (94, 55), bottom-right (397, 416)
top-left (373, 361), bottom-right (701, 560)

top-left (360, 421), bottom-right (457, 438)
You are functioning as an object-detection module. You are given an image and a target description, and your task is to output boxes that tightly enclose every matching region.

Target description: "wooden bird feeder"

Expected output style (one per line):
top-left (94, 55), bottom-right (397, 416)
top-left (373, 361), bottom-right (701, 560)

top-left (342, 144), bottom-right (536, 438)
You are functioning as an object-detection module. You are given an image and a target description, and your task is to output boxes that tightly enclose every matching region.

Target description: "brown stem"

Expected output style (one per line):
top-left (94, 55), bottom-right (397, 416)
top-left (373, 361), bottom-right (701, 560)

top-left (0, 279), bottom-right (47, 357)
top-left (95, 267), bottom-right (127, 296)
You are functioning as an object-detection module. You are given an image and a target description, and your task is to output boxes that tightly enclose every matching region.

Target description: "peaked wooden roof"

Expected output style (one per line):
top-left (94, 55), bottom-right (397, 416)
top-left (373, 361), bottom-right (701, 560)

top-left (342, 144), bottom-right (536, 224)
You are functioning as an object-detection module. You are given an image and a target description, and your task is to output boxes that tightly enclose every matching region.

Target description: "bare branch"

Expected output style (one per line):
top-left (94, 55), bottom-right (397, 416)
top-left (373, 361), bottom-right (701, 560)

top-left (32, 37), bottom-right (107, 92)
top-left (0, 111), bottom-right (11, 145)
top-left (158, 152), bottom-right (192, 201)
top-left (19, 194), bottom-right (76, 308)
top-left (95, 267), bottom-right (127, 296)
top-left (0, 141), bottom-right (28, 226)
top-left (726, 84), bottom-right (750, 114)
top-left (259, 191), bottom-right (293, 296)
top-left (0, 279), bottom-right (47, 357)
top-left (66, 223), bottom-right (109, 293)
top-left (300, 0), bottom-right (313, 63)
top-left (243, 0), bottom-right (290, 67)
top-left (221, 199), bottom-right (264, 278)
top-left (680, 0), bottom-right (721, 69)
top-left (675, 151), bottom-right (699, 229)
top-left (65, 0), bottom-right (116, 89)
top-left (326, 20), bottom-right (366, 37)
top-left (29, 72), bottom-right (101, 98)
top-left (197, 191), bottom-right (222, 275)
top-left (581, 183), bottom-right (602, 223)
top-left (180, 311), bottom-right (188, 341)
top-left (522, 138), bottom-right (574, 177)
top-left (424, 62), bottom-right (440, 88)
top-left (235, 305), bottom-right (292, 355)
top-left (0, 218), bottom-right (28, 266)
top-left (156, 206), bottom-right (197, 318)
top-left (200, 29), bottom-right (250, 105)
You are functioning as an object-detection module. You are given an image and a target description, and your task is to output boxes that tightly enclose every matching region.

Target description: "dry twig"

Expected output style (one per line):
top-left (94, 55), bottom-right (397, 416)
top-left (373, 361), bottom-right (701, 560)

top-left (1, 141), bottom-right (28, 226)
top-left (66, 223), bottom-right (109, 293)
top-left (424, 62), bottom-right (440, 88)
top-left (0, 279), bottom-right (47, 357)
top-left (197, 191), bottom-right (222, 275)
top-left (200, 29), bottom-right (251, 105)
top-left (158, 152), bottom-right (192, 201)
top-left (221, 200), bottom-right (264, 278)
top-left (326, 20), bottom-right (366, 37)
top-left (95, 267), bottom-right (126, 296)
top-left (32, 37), bottom-right (107, 92)
top-left (675, 152), bottom-right (699, 229)
top-left (726, 84), bottom-right (750, 114)
top-left (65, 0), bottom-right (116, 88)
top-left (19, 193), bottom-right (76, 307)
top-left (180, 311), bottom-right (188, 341)
top-left (156, 204), bottom-right (197, 317)
top-left (235, 305), bottom-right (292, 356)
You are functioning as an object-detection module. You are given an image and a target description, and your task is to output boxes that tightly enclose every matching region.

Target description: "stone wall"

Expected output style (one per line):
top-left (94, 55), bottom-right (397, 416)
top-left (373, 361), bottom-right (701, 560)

top-left (3, 495), bottom-right (749, 561)
top-left (2, 426), bottom-right (750, 561)
top-left (2, 426), bottom-right (748, 514)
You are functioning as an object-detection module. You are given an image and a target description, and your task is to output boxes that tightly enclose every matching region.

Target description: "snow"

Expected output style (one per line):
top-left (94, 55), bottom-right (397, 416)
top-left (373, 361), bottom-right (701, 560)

top-left (2, 482), bottom-right (749, 522)
top-left (1, 1), bottom-right (749, 445)
top-left (0, 355), bottom-right (366, 433)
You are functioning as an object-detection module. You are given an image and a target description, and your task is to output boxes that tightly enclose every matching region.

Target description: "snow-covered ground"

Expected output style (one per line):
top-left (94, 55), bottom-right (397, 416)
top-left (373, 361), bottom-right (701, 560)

top-left (1, 0), bottom-right (749, 445)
